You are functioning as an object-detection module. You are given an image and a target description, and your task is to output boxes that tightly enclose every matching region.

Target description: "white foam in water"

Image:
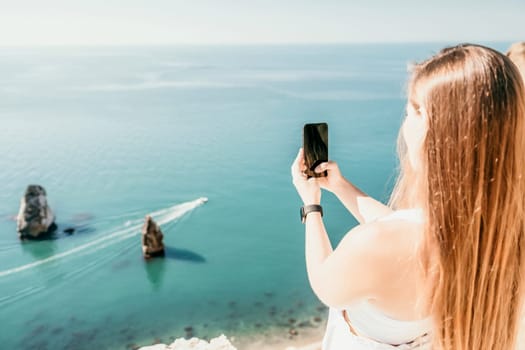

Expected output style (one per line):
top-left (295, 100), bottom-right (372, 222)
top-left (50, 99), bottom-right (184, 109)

top-left (0, 197), bottom-right (207, 278)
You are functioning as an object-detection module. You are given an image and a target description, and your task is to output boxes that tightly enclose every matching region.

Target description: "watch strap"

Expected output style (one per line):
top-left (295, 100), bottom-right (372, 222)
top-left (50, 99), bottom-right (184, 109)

top-left (301, 204), bottom-right (323, 223)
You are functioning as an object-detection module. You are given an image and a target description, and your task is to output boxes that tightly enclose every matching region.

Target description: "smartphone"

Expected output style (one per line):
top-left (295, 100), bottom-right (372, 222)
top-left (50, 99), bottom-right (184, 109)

top-left (303, 123), bottom-right (328, 178)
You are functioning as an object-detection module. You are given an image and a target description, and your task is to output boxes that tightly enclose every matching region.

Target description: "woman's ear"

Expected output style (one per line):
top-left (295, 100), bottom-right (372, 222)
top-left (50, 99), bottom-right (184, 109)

top-left (404, 104), bottom-right (428, 172)
top-left (415, 106), bottom-right (428, 138)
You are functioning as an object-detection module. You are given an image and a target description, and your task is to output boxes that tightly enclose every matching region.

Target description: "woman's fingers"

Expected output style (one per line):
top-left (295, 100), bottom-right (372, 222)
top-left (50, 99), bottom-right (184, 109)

top-left (315, 161), bottom-right (337, 173)
top-left (291, 148), bottom-right (307, 180)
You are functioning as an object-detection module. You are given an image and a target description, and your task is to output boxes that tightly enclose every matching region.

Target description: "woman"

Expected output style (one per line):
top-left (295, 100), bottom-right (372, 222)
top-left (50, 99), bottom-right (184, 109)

top-left (291, 44), bottom-right (525, 350)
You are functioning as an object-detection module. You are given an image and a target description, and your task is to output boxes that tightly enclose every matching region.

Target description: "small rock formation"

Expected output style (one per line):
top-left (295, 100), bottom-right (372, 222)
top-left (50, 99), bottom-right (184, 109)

top-left (184, 326), bottom-right (194, 339)
top-left (63, 227), bottom-right (75, 235)
top-left (141, 215), bottom-right (165, 259)
top-left (17, 185), bottom-right (56, 239)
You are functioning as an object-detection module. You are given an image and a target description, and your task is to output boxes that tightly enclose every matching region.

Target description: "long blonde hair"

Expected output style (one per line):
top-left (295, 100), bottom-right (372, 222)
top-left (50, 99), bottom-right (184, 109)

top-left (390, 44), bottom-right (525, 349)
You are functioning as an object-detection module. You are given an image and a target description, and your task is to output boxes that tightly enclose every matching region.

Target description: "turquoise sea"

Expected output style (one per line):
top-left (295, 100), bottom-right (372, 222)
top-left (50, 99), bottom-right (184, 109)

top-left (0, 43), bottom-right (511, 349)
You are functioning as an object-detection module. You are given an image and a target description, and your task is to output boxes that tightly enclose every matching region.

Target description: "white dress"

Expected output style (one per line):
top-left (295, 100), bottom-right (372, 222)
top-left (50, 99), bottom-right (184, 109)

top-left (322, 209), bottom-right (433, 350)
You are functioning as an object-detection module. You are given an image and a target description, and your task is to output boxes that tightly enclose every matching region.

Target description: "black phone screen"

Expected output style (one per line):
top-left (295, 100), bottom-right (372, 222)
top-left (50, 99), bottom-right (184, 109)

top-left (303, 123), bottom-right (328, 178)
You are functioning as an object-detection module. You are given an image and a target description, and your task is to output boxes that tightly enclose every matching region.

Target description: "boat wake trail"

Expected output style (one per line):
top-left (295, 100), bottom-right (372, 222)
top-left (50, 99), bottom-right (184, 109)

top-left (0, 197), bottom-right (208, 278)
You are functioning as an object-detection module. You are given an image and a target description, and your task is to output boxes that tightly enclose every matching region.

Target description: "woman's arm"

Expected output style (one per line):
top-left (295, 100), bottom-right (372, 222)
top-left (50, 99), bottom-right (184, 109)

top-left (303, 211), bottom-right (333, 283)
top-left (315, 162), bottom-right (393, 224)
top-left (331, 177), bottom-right (393, 224)
top-left (292, 149), bottom-right (396, 307)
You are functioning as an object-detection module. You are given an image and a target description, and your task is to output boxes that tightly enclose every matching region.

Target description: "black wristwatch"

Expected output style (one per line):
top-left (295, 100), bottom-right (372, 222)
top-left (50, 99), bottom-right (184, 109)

top-left (300, 204), bottom-right (323, 224)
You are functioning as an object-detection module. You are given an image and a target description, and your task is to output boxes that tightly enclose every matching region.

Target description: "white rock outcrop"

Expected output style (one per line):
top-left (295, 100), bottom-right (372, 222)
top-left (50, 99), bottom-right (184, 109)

top-left (139, 335), bottom-right (236, 350)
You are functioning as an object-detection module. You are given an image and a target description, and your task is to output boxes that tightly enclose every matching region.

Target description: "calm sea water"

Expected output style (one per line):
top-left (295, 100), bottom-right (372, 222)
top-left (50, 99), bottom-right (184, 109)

top-left (0, 43), bottom-right (510, 349)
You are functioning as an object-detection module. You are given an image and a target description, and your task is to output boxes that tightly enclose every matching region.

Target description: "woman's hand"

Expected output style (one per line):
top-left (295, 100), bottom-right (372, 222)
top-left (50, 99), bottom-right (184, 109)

top-left (291, 148), bottom-right (321, 205)
top-left (314, 161), bottom-right (345, 194)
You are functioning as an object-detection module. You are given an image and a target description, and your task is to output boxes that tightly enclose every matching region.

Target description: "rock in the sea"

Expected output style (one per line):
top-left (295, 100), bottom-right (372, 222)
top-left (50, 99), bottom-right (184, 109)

top-left (141, 215), bottom-right (165, 259)
top-left (17, 185), bottom-right (56, 239)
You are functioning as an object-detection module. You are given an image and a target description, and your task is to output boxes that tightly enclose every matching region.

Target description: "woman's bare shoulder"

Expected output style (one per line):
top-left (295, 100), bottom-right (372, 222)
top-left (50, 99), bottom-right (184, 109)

top-left (343, 218), bottom-right (423, 258)
top-left (312, 218), bottom-right (424, 307)
top-left (356, 219), bottom-right (428, 316)
top-left (338, 218), bottom-right (424, 290)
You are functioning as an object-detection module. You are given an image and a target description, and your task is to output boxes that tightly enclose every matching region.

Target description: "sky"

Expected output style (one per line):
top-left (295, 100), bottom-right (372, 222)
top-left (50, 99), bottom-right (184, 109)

top-left (0, 0), bottom-right (524, 45)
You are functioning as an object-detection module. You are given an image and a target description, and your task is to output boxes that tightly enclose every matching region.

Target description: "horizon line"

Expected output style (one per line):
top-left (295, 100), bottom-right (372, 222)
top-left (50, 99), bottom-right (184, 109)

top-left (0, 40), bottom-right (517, 48)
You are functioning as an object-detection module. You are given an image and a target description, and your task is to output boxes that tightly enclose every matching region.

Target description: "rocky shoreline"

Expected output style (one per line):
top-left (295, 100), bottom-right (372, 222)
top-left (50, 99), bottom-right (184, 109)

top-left (135, 317), bottom-right (326, 350)
top-left (139, 335), bottom-right (236, 350)
top-left (122, 301), bottom-right (328, 350)
top-left (137, 329), bottom-right (324, 350)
